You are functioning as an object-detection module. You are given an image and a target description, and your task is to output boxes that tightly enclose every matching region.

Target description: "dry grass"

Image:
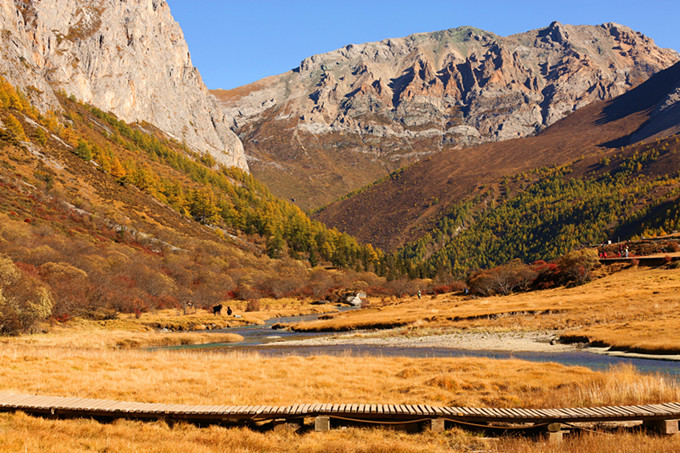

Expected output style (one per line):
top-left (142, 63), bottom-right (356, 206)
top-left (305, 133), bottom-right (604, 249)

top-left (495, 431), bottom-right (680, 453)
top-left (0, 413), bottom-right (484, 453)
top-left (291, 267), bottom-right (680, 354)
top-left (0, 346), bottom-right (677, 410)
top-left (0, 327), bottom-right (243, 350)
top-left (0, 344), bottom-right (679, 452)
top-left (564, 320), bottom-right (680, 355)
top-left (0, 316), bottom-right (244, 349)
top-left (4, 414), bottom-right (680, 453)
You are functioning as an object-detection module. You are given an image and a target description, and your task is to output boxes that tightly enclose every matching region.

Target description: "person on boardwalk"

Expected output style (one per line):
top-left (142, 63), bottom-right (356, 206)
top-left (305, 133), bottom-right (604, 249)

top-left (625, 246), bottom-right (629, 258)
top-left (417, 290), bottom-right (421, 299)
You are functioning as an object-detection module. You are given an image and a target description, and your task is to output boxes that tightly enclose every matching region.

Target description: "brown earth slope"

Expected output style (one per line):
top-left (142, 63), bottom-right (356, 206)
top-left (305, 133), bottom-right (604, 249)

top-left (312, 61), bottom-right (680, 251)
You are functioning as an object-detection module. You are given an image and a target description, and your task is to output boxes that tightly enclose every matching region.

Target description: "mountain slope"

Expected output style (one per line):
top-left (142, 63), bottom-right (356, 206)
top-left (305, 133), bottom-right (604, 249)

top-left (630, 78), bottom-right (680, 143)
top-left (215, 22), bottom-right (678, 208)
top-left (0, 77), bottom-right (386, 325)
top-left (313, 61), bottom-right (680, 257)
top-left (392, 134), bottom-right (680, 279)
top-left (0, 0), bottom-right (247, 170)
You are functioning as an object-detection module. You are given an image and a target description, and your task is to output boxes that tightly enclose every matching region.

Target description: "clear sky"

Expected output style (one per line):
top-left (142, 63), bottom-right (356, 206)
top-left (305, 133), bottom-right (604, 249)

top-left (165, 0), bottom-right (680, 90)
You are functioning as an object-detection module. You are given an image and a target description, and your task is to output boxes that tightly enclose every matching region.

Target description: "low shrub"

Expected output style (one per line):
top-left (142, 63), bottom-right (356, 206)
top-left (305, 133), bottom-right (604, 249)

top-left (467, 260), bottom-right (537, 296)
top-left (0, 254), bottom-right (53, 335)
top-left (466, 249), bottom-right (600, 296)
top-left (555, 249), bottom-right (599, 285)
top-left (245, 299), bottom-right (261, 312)
top-left (431, 281), bottom-right (467, 294)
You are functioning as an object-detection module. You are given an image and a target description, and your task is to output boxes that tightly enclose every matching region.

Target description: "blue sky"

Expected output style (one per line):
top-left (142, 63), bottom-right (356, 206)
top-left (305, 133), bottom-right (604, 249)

top-left (166, 0), bottom-right (680, 90)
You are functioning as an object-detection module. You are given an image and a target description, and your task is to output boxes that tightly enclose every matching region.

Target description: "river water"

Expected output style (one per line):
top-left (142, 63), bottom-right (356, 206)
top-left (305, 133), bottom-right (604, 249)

top-left (169, 310), bottom-right (680, 376)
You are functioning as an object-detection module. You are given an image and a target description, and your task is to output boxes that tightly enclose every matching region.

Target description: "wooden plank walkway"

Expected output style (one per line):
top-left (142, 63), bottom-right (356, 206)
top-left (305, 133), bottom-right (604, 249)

top-left (600, 254), bottom-right (680, 264)
top-left (1, 392), bottom-right (680, 427)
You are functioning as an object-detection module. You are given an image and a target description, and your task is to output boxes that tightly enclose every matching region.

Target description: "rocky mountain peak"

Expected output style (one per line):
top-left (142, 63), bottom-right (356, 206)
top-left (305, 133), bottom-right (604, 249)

top-left (213, 23), bottom-right (678, 209)
top-left (540, 21), bottom-right (570, 45)
top-left (0, 0), bottom-right (247, 171)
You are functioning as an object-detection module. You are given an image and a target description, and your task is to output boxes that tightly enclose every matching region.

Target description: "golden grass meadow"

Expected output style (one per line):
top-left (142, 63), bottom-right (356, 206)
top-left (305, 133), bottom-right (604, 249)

top-left (2, 266), bottom-right (680, 452)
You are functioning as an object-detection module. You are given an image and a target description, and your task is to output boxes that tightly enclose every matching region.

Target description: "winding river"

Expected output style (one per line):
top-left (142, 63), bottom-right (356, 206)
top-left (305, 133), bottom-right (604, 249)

top-left (168, 311), bottom-right (680, 376)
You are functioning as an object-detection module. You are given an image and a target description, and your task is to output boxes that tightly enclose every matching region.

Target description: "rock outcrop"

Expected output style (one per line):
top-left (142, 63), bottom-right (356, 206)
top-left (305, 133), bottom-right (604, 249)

top-left (0, 0), bottom-right (247, 170)
top-left (215, 22), bottom-right (677, 208)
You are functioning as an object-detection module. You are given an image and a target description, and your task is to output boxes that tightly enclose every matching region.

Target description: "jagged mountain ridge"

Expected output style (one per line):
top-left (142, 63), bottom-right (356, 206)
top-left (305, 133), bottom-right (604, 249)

top-left (215, 21), bottom-right (678, 208)
top-left (0, 0), bottom-right (247, 170)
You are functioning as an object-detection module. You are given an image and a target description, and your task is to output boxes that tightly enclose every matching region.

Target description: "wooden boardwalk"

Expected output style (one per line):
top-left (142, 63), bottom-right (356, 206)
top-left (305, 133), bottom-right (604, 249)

top-left (600, 256), bottom-right (679, 264)
top-left (1, 392), bottom-right (680, 432)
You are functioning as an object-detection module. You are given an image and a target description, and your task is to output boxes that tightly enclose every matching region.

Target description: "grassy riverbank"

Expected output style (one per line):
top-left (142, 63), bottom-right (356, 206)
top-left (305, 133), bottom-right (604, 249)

top-left (0, 344), bottom-right (679, 452)
top-left (5, 347), bottom-right (677, 408)
top-left (0, 297), bottom-right (336, 349)
top-left (289, 267), bottom-right (680, 355)
top-left (2, 268), bottom-right (680, 451)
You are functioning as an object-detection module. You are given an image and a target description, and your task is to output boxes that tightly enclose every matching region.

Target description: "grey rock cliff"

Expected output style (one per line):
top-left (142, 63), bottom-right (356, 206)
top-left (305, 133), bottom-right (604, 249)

top-left (0, 0), bottom-right (248, 171)
top-left (215, 22), bottom-right (678, 208)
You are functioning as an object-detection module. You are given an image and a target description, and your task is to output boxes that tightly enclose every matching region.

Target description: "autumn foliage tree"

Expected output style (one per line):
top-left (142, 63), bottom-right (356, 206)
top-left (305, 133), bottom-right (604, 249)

top-left (467, 259), bottom-right (538, 296)
top-left (0, 255), bottom-right (53, 335)
top-left (466, 249), bottom-right (600, 296)
top-left (556, 249), bottom-right (599, 285)
top-left (3, 113), bottom-right (27, 142)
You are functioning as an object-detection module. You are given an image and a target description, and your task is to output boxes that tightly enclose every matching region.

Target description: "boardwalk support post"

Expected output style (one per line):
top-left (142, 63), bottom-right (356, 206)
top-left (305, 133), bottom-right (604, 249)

top-left (430, 418), bottom-right (445, 432)
top-left (546, 422), bottom-right (564, 443)
top-left (643, 419), bottom-right (679, 435)
top-left (315, 416), bottom-right (331, 432)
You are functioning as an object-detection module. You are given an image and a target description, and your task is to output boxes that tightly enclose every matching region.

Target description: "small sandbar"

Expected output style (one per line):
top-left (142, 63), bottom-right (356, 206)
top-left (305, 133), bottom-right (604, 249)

top-left (270, 329), bottom-right (577, 353)
top-left (587, 347), bottom-right (680, 362)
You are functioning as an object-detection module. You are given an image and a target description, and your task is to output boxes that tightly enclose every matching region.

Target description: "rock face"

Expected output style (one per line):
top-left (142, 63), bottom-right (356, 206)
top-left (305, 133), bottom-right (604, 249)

top-left (0, 0), bottom-right (248, 170)
top-left (215, 22), bottom-right (677, 208)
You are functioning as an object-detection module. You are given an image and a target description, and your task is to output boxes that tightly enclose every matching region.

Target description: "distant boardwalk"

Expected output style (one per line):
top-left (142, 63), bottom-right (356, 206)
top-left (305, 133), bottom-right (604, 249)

top-left (1, 392), bottom-right (680, 436)
top-left (600, 253), bottom-right (680, 264)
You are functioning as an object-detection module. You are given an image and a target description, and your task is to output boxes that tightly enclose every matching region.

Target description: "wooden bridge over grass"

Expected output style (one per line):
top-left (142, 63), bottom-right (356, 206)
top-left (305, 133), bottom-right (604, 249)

top-left (1, 392), bottom-right (679, 440)
top-left (600, 253), bottom-right (680, 265)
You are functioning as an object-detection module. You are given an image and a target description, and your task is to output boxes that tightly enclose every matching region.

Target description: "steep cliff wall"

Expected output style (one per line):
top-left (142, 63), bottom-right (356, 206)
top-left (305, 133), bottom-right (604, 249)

top-left (0, 0), bottom-right (247, 170)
